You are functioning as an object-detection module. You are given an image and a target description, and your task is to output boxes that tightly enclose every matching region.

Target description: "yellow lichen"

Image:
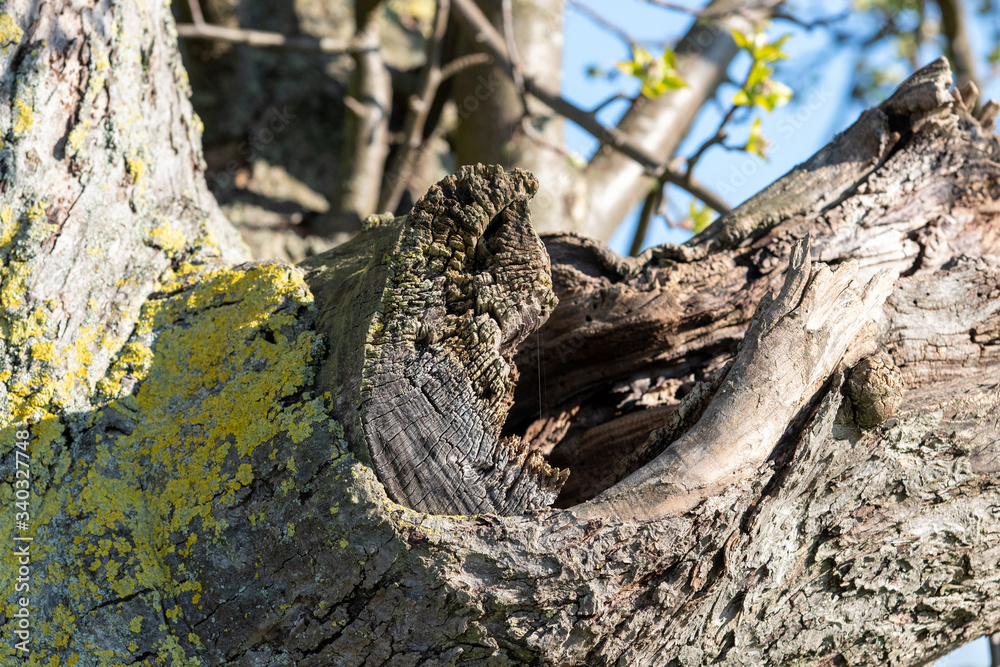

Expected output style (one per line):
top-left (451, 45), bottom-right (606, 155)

top-left (126, 157), bottom-right (146, 183)
top-left (145, 222), bottom-right (185, 257)
top-left (0, 263), bottom-right (340, 663)
top-left (12, 99), bottom-right (33, 135)
top-left (0, 205), bottom-right (17, 247)
top-left (93, 48), bottom-right (110, 71)
top-left (26, 200), bottom-right (48, 220)
top-left (67, 123), bottom-right (89, 152)
top-left (0, 13), bottom-right (22, 48)
top-left (86, 74), bottom-right (105, 102)
top-left (31, 340), bottom-right (56, 362)
top-left (0, 260), bottom-right (29, 310)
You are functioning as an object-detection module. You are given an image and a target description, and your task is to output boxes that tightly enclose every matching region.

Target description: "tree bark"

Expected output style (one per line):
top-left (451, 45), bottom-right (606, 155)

top-left (0, 3), bottom-right (998, 663)
top-left (448, 0), bottom-right (586, 236)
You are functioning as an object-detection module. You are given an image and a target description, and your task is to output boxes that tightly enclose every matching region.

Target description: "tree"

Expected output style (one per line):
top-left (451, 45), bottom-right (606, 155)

top-left (0, 2), bottom-right (998, 667)
top-left (170, 0), bottom-right (1000, 260)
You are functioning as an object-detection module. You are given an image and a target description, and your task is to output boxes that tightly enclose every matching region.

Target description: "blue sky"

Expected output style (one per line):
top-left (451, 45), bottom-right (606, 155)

top-left (559, 2), bottom-right (998, 664)
top-left (561, 0), bottom-right (1000, 257)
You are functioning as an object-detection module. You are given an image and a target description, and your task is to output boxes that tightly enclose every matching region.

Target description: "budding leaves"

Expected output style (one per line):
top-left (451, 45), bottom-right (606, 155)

top-left (688, 201), bottom-right (714, 234)
top-left (731, 29), bottom-right (793, 112)
top-left (616, 46), bottom-right (686, 98)
top-left (728, 28), bottom-right (793, 164)
top-left (744, 118), bottom-right (769, 160)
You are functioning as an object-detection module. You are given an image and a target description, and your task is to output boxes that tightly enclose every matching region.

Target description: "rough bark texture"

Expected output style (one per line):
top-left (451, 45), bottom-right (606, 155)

top-left (304, 165), bottom-right (566, 515)
top-left (0, 6), bottom-right (998, 664)
top-left (0, 0), bottom-right (248, 418)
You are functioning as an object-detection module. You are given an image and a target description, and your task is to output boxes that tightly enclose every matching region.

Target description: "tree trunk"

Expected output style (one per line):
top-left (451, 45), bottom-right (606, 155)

top-left (0, 1), bottom-right (998, 662)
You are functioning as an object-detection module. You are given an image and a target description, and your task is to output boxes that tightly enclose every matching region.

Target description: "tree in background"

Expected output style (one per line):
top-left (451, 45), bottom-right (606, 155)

top-left (172, 0), bottom-right (999, 257)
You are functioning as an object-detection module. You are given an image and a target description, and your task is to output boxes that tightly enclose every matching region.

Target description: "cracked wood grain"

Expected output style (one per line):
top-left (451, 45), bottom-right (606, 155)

top-left (307, 164), bottom-right (567, 515)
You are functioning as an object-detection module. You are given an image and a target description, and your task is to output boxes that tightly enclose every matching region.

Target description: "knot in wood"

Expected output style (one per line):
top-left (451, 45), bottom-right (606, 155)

top-left (846, 353), bottom-right (903, 429)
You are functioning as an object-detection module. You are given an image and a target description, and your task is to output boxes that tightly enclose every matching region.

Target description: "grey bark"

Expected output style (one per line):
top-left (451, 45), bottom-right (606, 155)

top-left (448, 0), bottom-right (586, 236)
top-left (0, 0), bottom-right (248, 416)
top-left (0, 4), bottom-right (998, 665)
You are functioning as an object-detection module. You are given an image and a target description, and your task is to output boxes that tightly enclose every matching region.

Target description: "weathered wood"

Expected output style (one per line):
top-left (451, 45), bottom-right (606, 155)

top-left (304, 165), bottom-right (567, 515)
top-left (580, 238), bottom-right (898, 521)
top-left (508, 56), bottom-right (1000, 506)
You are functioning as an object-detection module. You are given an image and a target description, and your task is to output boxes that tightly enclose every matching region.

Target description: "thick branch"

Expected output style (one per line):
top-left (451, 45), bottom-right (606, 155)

top-left (175, 21), bottom-right (364, 53)
top-left (328, 5), bottom-right (392, 234)
top-left (378, 0), bottom-right (451, 215)
top-left (581, 239), bottom-right (898, 521)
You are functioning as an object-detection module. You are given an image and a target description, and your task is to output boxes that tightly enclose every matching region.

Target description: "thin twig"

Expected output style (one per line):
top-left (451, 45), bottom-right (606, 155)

top-left (501, 0), bottom-right (526, 97)
top-left (685, 104), bottom-right (739, 178)
top-left (630, 182), bottom-right (664, 256)
top-left (379, 0), bottom-right (452, 214)
top-left (175, 22), bottom-right (365, 54)
top-left (439, 52), bottom-right (492, 81)
top-left (683, 54), bottom-right (759, 180)
top-left (590, 92), bottom-right (630, 115)
top-left (520, 116), bottom-right (576, 160)
top-left (186, 0), bottom-right (205, 27)
top-left (637, 0), bottom-right (703, 15)
top-left (771, 9), bottom-right (850, 30)
top-left (450, 0), bottom-right (730, 214)
top-left (639, 0), bottom-right (768, 19)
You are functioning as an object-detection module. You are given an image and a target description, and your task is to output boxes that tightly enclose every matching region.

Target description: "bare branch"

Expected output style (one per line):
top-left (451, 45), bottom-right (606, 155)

top-left (449, 0), bottom-right (731, 217)
top-left (582, 0), bottom-right (772, 241)
top-left (378, 0), bottom-right (452, 214)
top-left (439, 52), bottom-right (492, 81)
top-left (329, 6), bottom-right (392, 234)
top-left (519, 116), bottom-right (575, 161)
top-left (589, 92), bottom-right (630, 114)
top-left (185, 0), bottom-right (205, 27)
top-left (683, 71), bottom-right (749, 178)
top-left (933, 0), bottom-right (981, 98)
top-left (771, 8), bottom-right (850, 29)
top-left (579, 238), bottom-right (899, 522)
top-left (175, 21), bottom-right (363, 54)
top-left (629, 182), bottom-right (663, 257)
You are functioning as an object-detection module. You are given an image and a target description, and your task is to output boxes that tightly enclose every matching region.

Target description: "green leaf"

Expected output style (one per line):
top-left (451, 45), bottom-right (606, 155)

top-left (733, 88), bottom-right (752, 107)
top-left (733, 61), bottom-right (791, 111)
top-left (689, 202), bottom-right (714, 234)
top-left (730, 28), bottom-right (753, 51)
top-left (746, 60), bottom-right (771, 89)
top-left (989, 42), bottom-right (1000, 65)
top-left (617, 46), bottom-right (686, 99)
top-left (744, 117), bottom-right (769, 159)
top-left (759, 79), bottom-right (792, 111)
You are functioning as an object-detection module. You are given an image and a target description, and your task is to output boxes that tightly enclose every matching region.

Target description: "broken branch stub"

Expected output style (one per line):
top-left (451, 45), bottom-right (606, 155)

top-left (306, 165), bottom-right (567, 515)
